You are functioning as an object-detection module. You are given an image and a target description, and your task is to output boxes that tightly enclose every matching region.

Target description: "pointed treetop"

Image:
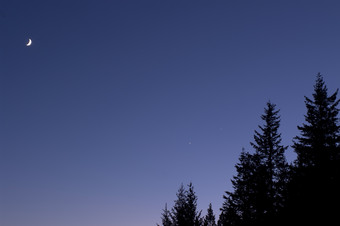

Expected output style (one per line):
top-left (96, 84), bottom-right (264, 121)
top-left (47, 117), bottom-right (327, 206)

top-left (294, 73), bottom-right (340, 168)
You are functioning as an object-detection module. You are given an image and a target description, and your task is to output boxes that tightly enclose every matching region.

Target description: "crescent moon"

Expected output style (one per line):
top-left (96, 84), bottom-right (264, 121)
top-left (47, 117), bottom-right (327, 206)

top-left (26, 39), bottom-right (32, 46)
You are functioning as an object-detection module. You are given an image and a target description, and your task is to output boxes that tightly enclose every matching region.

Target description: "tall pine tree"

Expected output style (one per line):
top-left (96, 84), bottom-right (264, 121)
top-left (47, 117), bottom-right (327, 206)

top-left (219, 150), bottom-right (259, 226)
top-left (204, 203), bottom-right (216, 226)
top-left (171, 184), bottom-right (187, 226)
top-left (219, 102), bottom-right (288, 226)
top-left (185, 182), bottom-right (203, 226)
top-left (160, 203), bottom-right (173, 226)
top-left (250, 102), bottom-right (289, 223)
top-left (293, 73), bottom-right (340, 168)
top-left (163, 183), bottom-right (202, 226)
top-left (289, 73), bottom-right (340, 225)
top-left (218, 194), bottom-right (239, 226)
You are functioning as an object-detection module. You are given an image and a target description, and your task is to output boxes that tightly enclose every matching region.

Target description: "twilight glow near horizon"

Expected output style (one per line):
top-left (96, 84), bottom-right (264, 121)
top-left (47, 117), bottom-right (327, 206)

top-left (1, 1), bottom-right (340, 225)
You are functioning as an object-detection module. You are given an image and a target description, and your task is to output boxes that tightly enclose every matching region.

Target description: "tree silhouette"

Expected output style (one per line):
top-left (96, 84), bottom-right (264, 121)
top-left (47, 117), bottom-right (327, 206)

top-left (219, 102), bottom-right (288, 226)
top-left (160, 74), bottom-right (340, 226)
top-left (218, 194), bottom-right (239, 226)
top-left (219, 150), bottom-right (258, 226)
top-left (171, 184), bottom-right (187, 225)
top-left (160, 203), bottom-right (173, 226)
top-left (250, 102), bottom-right (289, 223)
top-left (160, 183), bottom-right (202, 226)
top-left (203, 203), bottom-right (216, 226)
top-left (293, 73), bottom-right (340, 168)
top-left (185, 182), bottom-right (203, 226)
top-left (288, 73), bottom-right (340, 225)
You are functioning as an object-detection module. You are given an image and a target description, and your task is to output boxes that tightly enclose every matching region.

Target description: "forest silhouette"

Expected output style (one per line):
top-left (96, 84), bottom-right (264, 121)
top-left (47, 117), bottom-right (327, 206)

top-left (158, 73), bottom-right (340, 226)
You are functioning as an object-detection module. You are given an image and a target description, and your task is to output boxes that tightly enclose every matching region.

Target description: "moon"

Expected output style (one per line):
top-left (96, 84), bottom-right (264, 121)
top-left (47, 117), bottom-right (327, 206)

top-left (26, 39), bottom-right (32, 46)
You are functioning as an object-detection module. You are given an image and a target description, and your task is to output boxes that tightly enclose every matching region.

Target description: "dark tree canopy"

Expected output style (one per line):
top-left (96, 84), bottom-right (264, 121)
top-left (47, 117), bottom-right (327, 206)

top-left (171, 184), bottom-right (187, 225)
top-left (160, 73), bottom-right (340, 226)
top-left (219, 102), bottom-right (288, 226)
top-left (250, 102), bottom-right (289, 218)
top-left (160, 183), bottom-right (202, 226)
top-left (184, 183), bottom-right (202, 226)
top-left (203, 203), bottom-right (216, 226)
top-left (293, 73), bottom-right (340, 168)
top-left (288, 73), bottom-right (340, 225)
top-left (160, 203), bottom-right (172, 226)
top-left (222, 151), bottom-right (258, 225)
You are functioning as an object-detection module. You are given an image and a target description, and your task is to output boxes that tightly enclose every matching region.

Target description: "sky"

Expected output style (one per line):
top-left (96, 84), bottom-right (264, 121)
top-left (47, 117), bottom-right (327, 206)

top-left (1, 0), bottom-right (340, 225)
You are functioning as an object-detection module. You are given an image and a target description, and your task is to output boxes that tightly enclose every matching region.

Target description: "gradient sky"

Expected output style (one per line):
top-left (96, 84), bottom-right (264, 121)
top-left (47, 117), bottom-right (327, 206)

top-left (1, 1), bottom-right (340, 225)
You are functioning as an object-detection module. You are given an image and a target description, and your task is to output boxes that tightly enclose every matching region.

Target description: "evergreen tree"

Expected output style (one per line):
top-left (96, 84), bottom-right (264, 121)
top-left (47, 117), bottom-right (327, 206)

top-left (217, 192), bottom-right (241, 226)
top-left (250, 102), bottom-right (289, 222)
top-left (186, 182), bottom-right (203, 226)
top-left (161, 203), bottom-right (173, 226)
top-left (293, 73), bottom-right (340, 168)
top-left (219, 102), bottom-right (288, 225)
top-left (170, 183), bottom-right (203, 226)
top-left (203, 203), bottom-right (216, 226)
top-left (289, 73), bottom-right (340, 225)
top-left (219, 150), bottom-right (258, 226)
top-left (171, 184), bottom-right (187, 226)
top-left (218, 194), bottom-right (239, 226)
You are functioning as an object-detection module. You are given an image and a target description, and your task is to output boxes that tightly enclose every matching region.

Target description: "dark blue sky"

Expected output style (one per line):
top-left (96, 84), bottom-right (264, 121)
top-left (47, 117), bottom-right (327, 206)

top-left (1, 1), bottom-right (340, 225)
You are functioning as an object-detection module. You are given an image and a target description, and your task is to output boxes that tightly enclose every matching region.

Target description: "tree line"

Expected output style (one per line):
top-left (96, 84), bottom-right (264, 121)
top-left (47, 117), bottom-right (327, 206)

top-left (158, 73), bottom-right (340, 226)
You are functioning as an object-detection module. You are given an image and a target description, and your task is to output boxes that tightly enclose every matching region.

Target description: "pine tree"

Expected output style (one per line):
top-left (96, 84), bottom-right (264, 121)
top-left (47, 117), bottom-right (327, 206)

top-left (219, 150), bottom-right (258, 226)
top-left (161, 203), bottom-right (173, 226)
top-left (186, 182), bottom-right (203, 226)
top-left (219, 102), bottom-right (288, 225)
top-left (203, 203), bottom-right (216, 226)
top-left (293, 73), bottom-right (340, 168)
top-left (218, 194), bottom-right (239, 226)
top-left (170, 183), bottom-right (202, 226)
top-left (171, 184), bottom-right (187, 226)
top-left (289, 73), bottom-right (340, 224)
top-left (250, 102), bottom-right (289, 222)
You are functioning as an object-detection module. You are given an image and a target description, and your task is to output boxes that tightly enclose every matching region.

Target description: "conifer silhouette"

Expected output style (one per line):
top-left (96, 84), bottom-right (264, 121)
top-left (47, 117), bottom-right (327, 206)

top-left (203, 203), bottom-right (216, 226)
top-left (219, 102), bottom-right (288, 225)
top-left (288, 73), bottom-right (340, 225)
